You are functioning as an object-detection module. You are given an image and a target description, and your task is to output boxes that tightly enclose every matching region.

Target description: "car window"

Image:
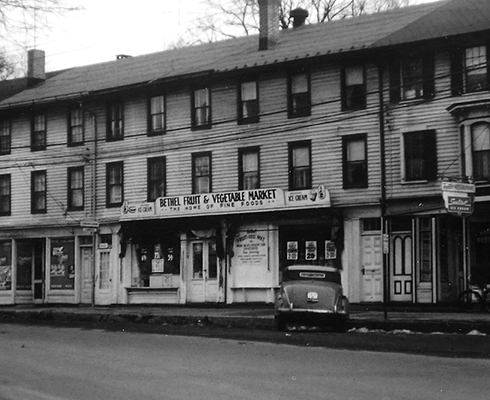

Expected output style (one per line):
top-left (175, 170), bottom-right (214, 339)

top-left (283, 269), bottom-right (341, 284)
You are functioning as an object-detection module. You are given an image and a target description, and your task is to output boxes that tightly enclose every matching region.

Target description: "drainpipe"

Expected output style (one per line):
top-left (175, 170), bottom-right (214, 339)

top-left (377, 63), bottom-right (388, 320)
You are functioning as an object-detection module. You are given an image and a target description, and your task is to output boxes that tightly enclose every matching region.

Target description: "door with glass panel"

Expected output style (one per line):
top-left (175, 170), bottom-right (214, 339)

top-left (187, 240), bottom-right (218, 303)
top-left (95, 249), bottom-right (111, 305)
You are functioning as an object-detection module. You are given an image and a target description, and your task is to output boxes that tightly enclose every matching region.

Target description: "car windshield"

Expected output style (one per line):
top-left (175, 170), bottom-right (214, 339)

top-left (283, 268), bottom-right (341, 284)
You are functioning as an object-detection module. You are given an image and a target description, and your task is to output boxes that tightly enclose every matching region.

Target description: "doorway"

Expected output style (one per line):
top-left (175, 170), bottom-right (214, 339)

top-left (361, 233), bottom-right (383, 302)
top-left (187, 240), bottom-right (218, 303)
top-left (95, 249), bottom-right (111, 305)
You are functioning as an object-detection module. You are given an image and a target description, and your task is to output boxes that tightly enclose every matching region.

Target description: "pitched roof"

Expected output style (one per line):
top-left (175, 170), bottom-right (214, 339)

top-left (1, 0), bottom-right (488, 109)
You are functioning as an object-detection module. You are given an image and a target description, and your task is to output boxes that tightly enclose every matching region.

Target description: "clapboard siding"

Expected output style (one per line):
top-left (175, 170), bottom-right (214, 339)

top-left (382, 51), bottom-right (467, 201)
top-left (6, 45), bottom-right (488, 227)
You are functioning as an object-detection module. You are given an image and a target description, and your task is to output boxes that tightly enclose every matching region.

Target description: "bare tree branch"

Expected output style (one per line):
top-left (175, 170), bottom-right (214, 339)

top-left (179, 0), bottom-right (411, 46)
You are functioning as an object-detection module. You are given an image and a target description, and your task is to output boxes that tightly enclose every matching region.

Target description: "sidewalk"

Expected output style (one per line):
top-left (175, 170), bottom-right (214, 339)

top-left (0, 304), bottom-right (489, 334)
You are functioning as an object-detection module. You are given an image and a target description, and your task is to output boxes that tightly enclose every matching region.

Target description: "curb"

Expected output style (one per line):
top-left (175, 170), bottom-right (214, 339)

top-left (1, 309), bottom-right (489, 334)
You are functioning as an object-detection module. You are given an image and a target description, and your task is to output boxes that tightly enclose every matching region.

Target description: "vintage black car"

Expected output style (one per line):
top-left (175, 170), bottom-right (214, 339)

top-left (274, 265), bottom-right (349, 331)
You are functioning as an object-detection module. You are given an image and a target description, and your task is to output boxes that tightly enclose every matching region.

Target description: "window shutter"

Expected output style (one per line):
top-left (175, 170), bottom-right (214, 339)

top-left (423, 53), bottom-right (435, 99)
top-left (425, 130), bottom-right (437, 181)
top-left (450, 49), bottom-right (463, 96)
top-left (389, 61), bottom-right (401, 103)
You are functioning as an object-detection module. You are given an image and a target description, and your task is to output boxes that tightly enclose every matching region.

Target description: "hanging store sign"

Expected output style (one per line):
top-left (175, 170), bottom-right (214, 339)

top-left (441, 182), bottom-right (475, 217)
top-left (120, 186), bottom-right (330, 220)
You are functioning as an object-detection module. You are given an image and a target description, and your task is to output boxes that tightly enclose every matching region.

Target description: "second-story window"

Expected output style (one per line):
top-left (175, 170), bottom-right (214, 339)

top-left (31, 170), bottom-right (47, 213)
top-left (342, 65), bottom-right (366, 111)
top-left (390, 54), bottom-right (434, 102)
top-left (68, 107), bottom-right (84, 146)
top-left (289, 141), bottom-right (311, 190)
top-left (288, 72), bottom-right (311, 118)
top-left (192, 152), bottom-right (211, 194)
top-left (238, 81), bottom-right (259, 124)
top-left (147, 156), bottom-right (166, 201)
top-left (68, 166), bottom-right (84, 211)
top-left (31, 112), bottom-right (47, 151)
top-left (192, 87), bottom-right (211, 129)
top-left (472, 122), bottom-right (490, 181)
top-left (465, 46), bottom-right (488, 93)
top-left (403, 130), bottom-right (437, 182)
top-left (106, 162), bottom-right (124, 207)
top-left (0, 119), bottom-right (11, 155)
top-left (0, 174), bottom-right (11, 216)
top-left (107, 101), bottom-right (124, 140)
top-left (343, 135), bottom-right (367, 188)
top-left (148, 95), bottom-right (166, 135)
top-left (239, 147), bottom-right (260, 190)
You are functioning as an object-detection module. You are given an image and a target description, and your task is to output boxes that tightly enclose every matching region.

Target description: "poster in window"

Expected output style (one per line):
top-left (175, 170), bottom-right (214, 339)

top-left (0, 241), bottom-right (11, 290)
top-left (287, 241), bottom-right (298, 260)
top-left (305, 241), bottom-right (317, 260)
top-left (50, 238), bottom-right (75, 290)
top-left (325, 240), bottom-right (337, 259)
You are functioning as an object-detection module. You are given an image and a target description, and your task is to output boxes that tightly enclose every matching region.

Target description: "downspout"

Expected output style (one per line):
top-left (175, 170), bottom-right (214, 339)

top-left (377, 63), bottom-right (388, 320)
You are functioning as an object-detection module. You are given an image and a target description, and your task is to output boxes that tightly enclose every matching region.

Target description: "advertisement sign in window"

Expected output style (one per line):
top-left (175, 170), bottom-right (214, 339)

top-left (50, 238), bottom-right (75, 290)
top-left (305, 241), bottom-right (317, 260)
top-left (325, 241), bottom-right (337, 260)
top-left (0, 241), bottom-right (11, 290)
top-left (287, 241), bottom-right (298, 260)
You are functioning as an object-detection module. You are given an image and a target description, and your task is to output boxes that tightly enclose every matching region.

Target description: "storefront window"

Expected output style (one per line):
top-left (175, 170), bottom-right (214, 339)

top-left (132, 235), bottom-right (180, 287)
top-left (16, 241), bottom-right (33, 290)
top-left (50, 238), bottom-right (75, 290)
top-left (0, 241), bottom-right (12, 290)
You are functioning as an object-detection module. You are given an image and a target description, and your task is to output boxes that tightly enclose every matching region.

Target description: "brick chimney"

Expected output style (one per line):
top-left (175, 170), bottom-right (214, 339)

top-left (27, 49), bottom-right (46, 87)
top-left (258, 0), bottom-right (280, 51)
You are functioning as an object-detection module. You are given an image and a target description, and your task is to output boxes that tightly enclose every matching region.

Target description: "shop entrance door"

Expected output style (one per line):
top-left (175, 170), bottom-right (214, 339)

top-left (32, 240), bottom-right (45, 302)
top-left (361, 234), bottom-right (383, 302)
top-left (187, 240), bottom-right (218, 303)
top-left (390, 233), bottom-right (413, 302)
top-left (95, 249), bottom-right (111, 305)
top-left (80, 246), bottom-right (93, 304)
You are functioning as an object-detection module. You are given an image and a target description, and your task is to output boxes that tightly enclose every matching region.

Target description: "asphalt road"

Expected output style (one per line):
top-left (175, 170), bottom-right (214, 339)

top-left (0, 322), bottom-right (489, 400)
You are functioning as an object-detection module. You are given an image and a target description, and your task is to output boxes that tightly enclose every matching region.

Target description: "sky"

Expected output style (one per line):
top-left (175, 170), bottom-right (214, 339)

top-left (4, 0), bottom-right (441, 73)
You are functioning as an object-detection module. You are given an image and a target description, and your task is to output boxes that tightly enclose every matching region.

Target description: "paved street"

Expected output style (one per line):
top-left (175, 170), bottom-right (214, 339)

top-left (0, 323), bottom-right (489, 400)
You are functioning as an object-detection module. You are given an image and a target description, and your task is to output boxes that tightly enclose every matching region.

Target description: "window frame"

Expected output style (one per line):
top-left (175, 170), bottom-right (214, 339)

top-left (471, 122), bottom-right (490, 181)
top-left (31, 111), bottom-right (47, 151)
top-left (191, 86), bottom-right (211, 130)
top-left (148, 94), bottom-right (166, 135)
top-left (402, 130), bottom-right (437, 182)
top-left (192, 152), bottom-right (212, 194)
top-left (343, 134), bottom-right (368, 189)
top-left (237, 80), bottom-right (259, 124)
top-left (106, 100), bottom-right (124, 141)
top-left (389, 53), bottom-right (435, 103)
top-left (287, 70), bottom-right (311, 118)
top-left (67, 106), bottom-right (84, 146)
top-left (67, 166), bottom-right (85, 211)
top-left (0, 174), bottom-right (11, 216)
top-left (341, 64), bottom-right (366, 111)
top-left (238, 147), bottom-right (260, 190)
top-left (31, 170), bottom-right (47, 214)
top-left (147, 156), bottom-right (166, 201)
top-left (106, 161), bottom-right (124, 207)
top-left (288, 141), bottom-right (312, 190)
top-left (0, 118), bottom-right (11, 155)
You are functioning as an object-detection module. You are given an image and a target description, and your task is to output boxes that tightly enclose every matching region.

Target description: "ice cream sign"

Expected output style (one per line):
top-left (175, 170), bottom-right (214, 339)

top-left (441, 181), bottom-right (475, 217)
top-left (121, 185), bottom-right (330, 220)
